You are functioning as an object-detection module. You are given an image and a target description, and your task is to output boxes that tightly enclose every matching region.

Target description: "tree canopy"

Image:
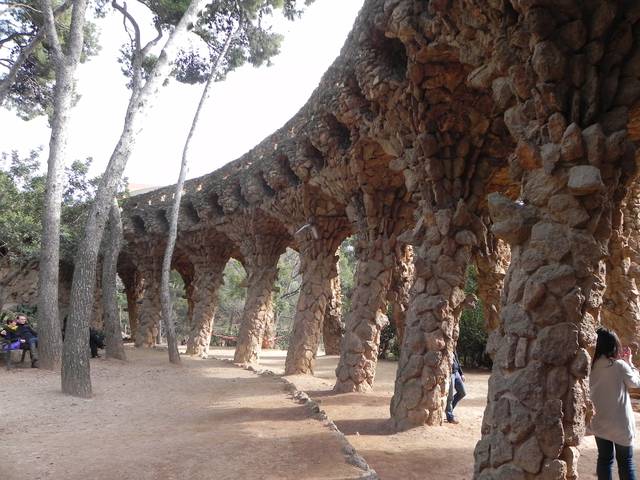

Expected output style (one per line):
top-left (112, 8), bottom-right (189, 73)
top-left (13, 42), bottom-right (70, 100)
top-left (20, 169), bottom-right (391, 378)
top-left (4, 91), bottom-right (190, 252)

top-left (0, 0), bottom-right (103, 119)
top-left (118, 0), bottom-right (316, 86)
top-left (0, 149), bottom-right (99, 261)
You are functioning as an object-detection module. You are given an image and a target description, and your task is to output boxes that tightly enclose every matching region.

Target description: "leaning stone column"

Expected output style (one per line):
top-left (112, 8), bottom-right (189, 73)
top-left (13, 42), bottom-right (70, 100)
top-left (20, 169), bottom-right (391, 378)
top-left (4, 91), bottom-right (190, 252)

top-left (135, 254), bottom-right (163, 348)
top-left (334, 234), bottom-right (395, 393)
top-left (262, 313), bottom-right (277, 349)
top-left (602, 185), bottom-right (640, 346)
top-left (475, 238), bottom-right (510, 333)
top-left (322, 264), bottom-right (344, 355)
top-left (284, 235), bottom-right (340, 375)
top-left (387, 244), bottom-right (414, 347)
top-left (185, 257), bottom-right (226, 356)
top-left (233, 236), bottom-right (285, 365)
top-left (121, 269), bottom-right (143, 340)
top-left (390, 201), bottom-right (476, 428)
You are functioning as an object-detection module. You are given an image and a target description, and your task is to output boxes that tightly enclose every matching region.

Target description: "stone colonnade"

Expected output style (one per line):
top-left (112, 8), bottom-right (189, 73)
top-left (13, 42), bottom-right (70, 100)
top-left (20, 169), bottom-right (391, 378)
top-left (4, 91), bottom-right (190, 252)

top-left (117, 1), bottom-right (640, 478)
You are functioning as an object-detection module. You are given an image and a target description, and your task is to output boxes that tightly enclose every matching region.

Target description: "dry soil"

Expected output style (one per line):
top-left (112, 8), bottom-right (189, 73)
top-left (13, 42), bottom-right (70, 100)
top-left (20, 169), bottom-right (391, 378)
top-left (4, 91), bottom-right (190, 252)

top-left (0, 347), bottom-right (363, 480)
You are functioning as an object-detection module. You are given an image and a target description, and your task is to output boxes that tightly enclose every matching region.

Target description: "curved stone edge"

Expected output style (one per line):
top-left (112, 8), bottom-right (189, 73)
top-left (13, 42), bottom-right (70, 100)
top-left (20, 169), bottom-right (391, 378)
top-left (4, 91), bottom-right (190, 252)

top-left (210, 355), bottom-right (379, 480)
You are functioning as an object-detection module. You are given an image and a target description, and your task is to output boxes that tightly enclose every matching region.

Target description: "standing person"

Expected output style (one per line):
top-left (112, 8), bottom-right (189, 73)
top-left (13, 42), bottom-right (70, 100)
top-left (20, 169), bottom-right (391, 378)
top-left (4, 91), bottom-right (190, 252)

top-left (590, 327), bottom-right (640, 480)
top-left (446, 350), bottom-right (466, 424)
top-left (15, 313), bottom-right (39, 368)
top-left (89, 328), bottom-right (105, 358)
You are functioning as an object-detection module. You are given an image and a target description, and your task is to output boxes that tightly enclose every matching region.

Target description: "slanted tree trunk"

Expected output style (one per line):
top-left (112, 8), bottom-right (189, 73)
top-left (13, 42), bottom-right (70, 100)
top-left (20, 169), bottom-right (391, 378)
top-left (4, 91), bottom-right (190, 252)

top-left (37, 0), bottom-right (89, 371)
top-left (102, 200), bottom-right (126, 360)
top-left (160, 26), bottom-right (237, 365)
top-left (61, 0), bottom-right (210, 397)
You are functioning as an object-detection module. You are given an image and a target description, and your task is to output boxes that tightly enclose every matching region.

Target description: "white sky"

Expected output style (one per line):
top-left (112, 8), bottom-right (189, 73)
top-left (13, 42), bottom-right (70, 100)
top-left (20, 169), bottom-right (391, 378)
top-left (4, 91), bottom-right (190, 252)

top-left (0, 0), bottom-right (365, 188)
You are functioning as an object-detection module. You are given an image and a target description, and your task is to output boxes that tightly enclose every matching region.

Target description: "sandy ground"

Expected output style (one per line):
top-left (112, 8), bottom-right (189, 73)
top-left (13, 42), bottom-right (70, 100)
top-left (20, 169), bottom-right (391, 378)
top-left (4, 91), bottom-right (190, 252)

top-left (209, 347), bottom-right (640, 480)
top-left (0, 347), bottom-right (363, 480)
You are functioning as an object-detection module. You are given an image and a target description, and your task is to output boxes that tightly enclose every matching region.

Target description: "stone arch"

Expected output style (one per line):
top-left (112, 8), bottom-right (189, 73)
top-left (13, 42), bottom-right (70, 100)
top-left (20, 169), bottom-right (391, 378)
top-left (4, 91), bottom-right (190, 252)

top-left (131, 215), bottom-right (146, 235)
top-left (180, 200), bottom-right (201, 226)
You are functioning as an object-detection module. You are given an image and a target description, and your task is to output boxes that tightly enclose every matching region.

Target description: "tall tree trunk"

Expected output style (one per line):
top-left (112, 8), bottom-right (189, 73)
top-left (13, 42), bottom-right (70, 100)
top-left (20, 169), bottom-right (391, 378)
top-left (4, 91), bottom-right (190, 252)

top-left (61, 0), bottom-right (210, 396)
top-left (36, 0), bottom-right (89, 371)
top-left (160, 26), bottom-right (237, 365)
top-left (102, 200), bottom-right (126, 360)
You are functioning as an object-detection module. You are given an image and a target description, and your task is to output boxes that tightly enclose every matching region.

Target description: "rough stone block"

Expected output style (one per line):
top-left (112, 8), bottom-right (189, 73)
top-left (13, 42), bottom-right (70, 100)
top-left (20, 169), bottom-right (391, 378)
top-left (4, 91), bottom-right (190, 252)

top-left (567, 165), bottom-right (604, 195)
top-left (490, 431), bottom-right (513, 468)
top-left (561, 446), bottom-right (580, 479)
top-left (515, 337), bottom-right (528, 368)
top-left (546, 366), bottom-right (569, 399)
top-left (532, 323), bottom-right (579, 366)
top-left (508, 400), bottom-right (535, 444)
top-left (532, 41), bottom-right (566, 82)
top-left (535, 400), bottom-right (565, 458)
top-left (514, 435), bottom-right (544, 474)
top-left (570, 348), bottom-right (591, 378)
top-left (560, 123), bottom-right (585, 161)
top-left (540, 459), bottom-right (567, 480)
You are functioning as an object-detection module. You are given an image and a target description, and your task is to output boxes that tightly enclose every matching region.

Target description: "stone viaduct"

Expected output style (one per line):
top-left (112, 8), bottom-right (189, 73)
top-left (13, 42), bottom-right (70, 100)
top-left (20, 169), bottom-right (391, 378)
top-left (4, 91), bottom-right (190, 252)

top-left (118, 0), bottom-right (640, 478)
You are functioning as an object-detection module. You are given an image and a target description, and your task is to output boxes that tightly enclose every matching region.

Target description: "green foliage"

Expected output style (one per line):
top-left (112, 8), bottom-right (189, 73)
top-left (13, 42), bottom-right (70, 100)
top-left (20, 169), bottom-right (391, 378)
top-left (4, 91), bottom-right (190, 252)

top-left (0, 149), bottom-right (98, 262)
top-left (457, 264), bottom-right (491, 369)
top-left (0, 150), bottom-right (46, 259)
top-left (0, 304), bottom-right (38, 328)
top-left (1, 0), bottom-right (102, 119)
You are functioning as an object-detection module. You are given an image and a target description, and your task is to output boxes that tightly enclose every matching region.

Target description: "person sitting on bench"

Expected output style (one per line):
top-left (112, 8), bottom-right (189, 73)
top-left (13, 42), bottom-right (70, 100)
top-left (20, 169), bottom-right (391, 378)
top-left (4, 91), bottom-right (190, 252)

top-left (15, 314), bottom-right (39, 368)
top-left (1, 317), bottom-right (23, 346)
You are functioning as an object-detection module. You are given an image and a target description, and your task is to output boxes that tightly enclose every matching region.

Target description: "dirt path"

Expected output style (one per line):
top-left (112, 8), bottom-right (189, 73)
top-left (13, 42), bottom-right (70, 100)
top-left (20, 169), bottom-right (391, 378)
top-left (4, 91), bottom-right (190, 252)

top-left (0, 348), bottom-right (363, 480)
top-left (209, 347), bottom-right (640, 480)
